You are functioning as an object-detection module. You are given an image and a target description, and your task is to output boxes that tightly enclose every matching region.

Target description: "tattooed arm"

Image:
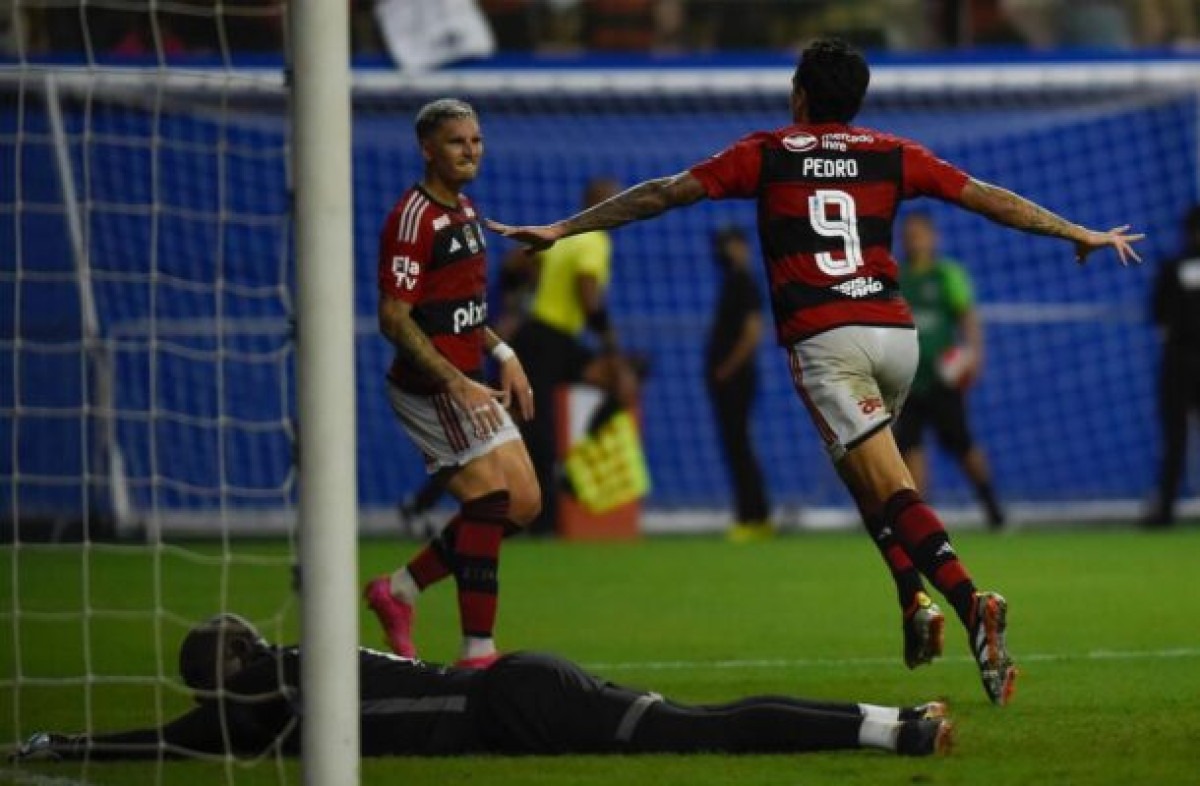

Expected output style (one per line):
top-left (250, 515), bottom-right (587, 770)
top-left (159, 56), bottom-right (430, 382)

top-left (379, 297), bottom-right (505, 435)
top-left (559, 173), bottom-right (708, 236)
top-left (486, 172), bottom-right (708, 251)
top-left (959, 179), bottom-right (1143, 265)
top-left (379, 297), bottom-right (463, 387)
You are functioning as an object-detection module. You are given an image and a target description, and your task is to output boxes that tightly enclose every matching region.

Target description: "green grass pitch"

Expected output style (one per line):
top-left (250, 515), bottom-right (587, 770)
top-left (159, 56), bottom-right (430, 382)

top-left (3, 527), bottom-right (1199, 785)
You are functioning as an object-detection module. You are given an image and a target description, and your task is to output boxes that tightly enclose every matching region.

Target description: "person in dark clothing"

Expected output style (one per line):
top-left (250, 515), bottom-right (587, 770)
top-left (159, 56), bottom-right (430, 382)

top-left (1147, 205), bottom-right (1200, 527)
top-left (706, 226), bottom-right (773, 543)
top-left (11, 614), bottom-right (952, 761)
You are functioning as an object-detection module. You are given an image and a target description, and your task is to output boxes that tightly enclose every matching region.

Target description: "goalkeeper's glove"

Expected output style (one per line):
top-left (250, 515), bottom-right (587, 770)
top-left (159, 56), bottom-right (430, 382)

top-left (10, 732), bottom-right (80, 762)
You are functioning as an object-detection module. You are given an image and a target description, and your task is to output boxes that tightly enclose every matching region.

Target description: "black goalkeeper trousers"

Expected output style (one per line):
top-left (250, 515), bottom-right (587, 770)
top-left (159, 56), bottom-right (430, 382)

top-left (630, 696), bottom-right (862, 754)
top-left (478, 653), bottom-right (863, 755)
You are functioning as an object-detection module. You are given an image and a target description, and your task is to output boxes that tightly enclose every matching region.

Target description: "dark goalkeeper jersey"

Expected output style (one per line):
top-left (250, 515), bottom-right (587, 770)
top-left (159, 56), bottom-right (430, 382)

top-left (64, 646), bottom-right (488, 759)
top-left (689, 123), bottom-right (970, 345)
top-left (69, 651), bottom-right (651, 760)
top-left (253, 646), bottom-right (485, 756)
top-left (159, 647), bottom-right (486, 757)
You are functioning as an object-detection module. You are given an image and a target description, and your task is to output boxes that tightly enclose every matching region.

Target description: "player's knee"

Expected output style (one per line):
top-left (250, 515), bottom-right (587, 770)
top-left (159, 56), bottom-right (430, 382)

top-left (507, 485), bottom-right (542, 525)
top-left (882, 487), bottom-right (923, 524)
top-left (461, 489), bottom-right (511, 523)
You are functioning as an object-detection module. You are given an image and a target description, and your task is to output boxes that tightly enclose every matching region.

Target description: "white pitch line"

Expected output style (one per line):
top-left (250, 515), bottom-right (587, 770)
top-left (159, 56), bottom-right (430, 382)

top-left (585, 646), bottom-right (1200, 672)
top-left (0, 769), bottom-right (95, 786)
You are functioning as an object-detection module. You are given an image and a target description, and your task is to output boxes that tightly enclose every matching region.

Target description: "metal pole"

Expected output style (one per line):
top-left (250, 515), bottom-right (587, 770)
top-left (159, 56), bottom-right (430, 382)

top-left (290, 0), bottom-right (360, 783)
top-left (45, 75), bottom-right (135, 537)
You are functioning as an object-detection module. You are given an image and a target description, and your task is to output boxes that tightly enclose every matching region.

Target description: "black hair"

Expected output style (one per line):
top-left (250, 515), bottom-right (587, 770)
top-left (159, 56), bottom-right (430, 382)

top-left (414, 98), bottom-right (477, 141)
top-left (792, 38), bottom-right (870, 124)
top-left (178, 613), bottom-right (266, 693)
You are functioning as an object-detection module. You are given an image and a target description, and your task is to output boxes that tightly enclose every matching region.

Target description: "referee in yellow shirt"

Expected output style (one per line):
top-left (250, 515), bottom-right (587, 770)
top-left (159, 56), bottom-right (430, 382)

top-left (511, 177), bottom-right (638, 535)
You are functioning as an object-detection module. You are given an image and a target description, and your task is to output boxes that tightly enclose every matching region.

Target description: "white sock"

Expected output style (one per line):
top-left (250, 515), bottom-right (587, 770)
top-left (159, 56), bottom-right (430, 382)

top-left (389, 568), bottom-right (420, 605)
top-left (460, 636), bottom-right (496, 661)
top-left (857, 718), bottom-right (901, 752)
top-left (857, 703), bottom-right (900, 723)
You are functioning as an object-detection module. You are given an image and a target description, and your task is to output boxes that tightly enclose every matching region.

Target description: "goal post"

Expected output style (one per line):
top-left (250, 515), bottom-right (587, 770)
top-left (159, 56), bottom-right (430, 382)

top-left (43, 71), bottom-right (135, 538)
top-left (290, 1), bottom-right (360, 784)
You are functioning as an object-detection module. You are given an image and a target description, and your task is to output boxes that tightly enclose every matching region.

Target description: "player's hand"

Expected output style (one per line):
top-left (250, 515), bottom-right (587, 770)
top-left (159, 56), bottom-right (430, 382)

top-left (485, 219), bottom-right (565, 252)
top-left (496, 354), bottom-right (535, 422)
top-left (1075, 225), bottom-right (1144, 266)
top-left (10, 732), bottom-right (73, 762)
top-left (445, 375), bottom-right (506, 440)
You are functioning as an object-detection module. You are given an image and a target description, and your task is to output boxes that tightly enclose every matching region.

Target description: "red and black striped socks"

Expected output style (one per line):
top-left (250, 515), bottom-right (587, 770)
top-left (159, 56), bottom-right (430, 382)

top-left (861, 511), bottom-right (926, 613)
top-left (404, 530), bottom-right (456, 590)
top-left (451, 490), bottom-right (511, 646)
top-left (882, 489), bottom-right (976, 626)
top-left (395, 494), bottom-right (525, 610)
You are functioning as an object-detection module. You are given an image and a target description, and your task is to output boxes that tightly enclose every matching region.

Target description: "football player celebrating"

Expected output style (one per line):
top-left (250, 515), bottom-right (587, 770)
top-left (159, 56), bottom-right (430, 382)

top-left (367, 99), bottom-right (540, 668)
top-left (489, 39), bottom-right (1142, 705)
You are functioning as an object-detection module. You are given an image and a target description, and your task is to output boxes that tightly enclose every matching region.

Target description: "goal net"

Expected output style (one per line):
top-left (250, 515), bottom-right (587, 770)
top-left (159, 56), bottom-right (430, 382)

top-left (2, 20), bottom-right (302, 786)
top-left (3, 46), bottom-right (1198, 779)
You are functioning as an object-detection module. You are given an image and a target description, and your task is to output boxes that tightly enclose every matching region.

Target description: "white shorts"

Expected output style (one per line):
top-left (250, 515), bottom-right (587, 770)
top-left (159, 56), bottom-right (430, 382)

top-left (787, 326), bottom-right (918, 463)
top-left (386, 381), bottom-right (522, 474)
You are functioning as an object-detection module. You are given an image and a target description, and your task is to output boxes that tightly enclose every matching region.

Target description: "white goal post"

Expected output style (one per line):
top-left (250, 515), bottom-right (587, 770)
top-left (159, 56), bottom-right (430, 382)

top-left (290, 0), bottom-right (360, 783)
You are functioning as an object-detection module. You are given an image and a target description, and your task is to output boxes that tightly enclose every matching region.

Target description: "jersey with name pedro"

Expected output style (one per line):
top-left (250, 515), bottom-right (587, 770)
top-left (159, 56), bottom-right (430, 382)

top-left (378, 184), bottom-right (490, 394)
top-left (689, 124), bottom-right (969, 345)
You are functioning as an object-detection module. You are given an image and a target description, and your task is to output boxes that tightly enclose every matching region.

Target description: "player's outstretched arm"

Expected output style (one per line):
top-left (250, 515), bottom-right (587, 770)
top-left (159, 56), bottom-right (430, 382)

top-left (487, 171), bottom-right (708, 251)
top-left (9, 701), bottom-right (268, 761)
top-left (959, 178), bottom-right (1144, 266)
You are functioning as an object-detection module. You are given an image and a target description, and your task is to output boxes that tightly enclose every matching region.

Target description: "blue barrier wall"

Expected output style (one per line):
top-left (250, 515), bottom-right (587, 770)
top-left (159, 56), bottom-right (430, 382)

top-left (2, 66), bottom-right (1196, 521)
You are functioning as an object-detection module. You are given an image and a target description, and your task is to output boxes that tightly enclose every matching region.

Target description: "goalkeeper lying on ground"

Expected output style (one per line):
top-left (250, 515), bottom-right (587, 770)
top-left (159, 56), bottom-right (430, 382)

top-left (12, 614), bottom-right (951, 760)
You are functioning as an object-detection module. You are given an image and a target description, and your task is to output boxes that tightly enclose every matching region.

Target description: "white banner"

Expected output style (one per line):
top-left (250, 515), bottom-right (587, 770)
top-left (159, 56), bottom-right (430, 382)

top-left (374, 0), bottom-right (496, 73)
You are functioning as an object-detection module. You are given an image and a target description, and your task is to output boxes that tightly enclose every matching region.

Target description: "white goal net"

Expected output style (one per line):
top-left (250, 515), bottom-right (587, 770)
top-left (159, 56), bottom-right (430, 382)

top-left (2, 2), bottom-right (309, 782)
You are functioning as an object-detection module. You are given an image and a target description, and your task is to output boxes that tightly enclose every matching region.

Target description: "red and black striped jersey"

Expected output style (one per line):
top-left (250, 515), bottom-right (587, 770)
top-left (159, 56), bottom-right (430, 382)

top-left (378, 184), bottom-right (489, 394)
top-left (689, 122), bottom-right (969, 345)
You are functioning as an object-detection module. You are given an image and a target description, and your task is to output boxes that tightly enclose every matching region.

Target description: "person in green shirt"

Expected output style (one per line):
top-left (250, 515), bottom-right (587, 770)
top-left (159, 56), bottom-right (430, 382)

top-left (894, 212), bottom-right (1005, 530)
